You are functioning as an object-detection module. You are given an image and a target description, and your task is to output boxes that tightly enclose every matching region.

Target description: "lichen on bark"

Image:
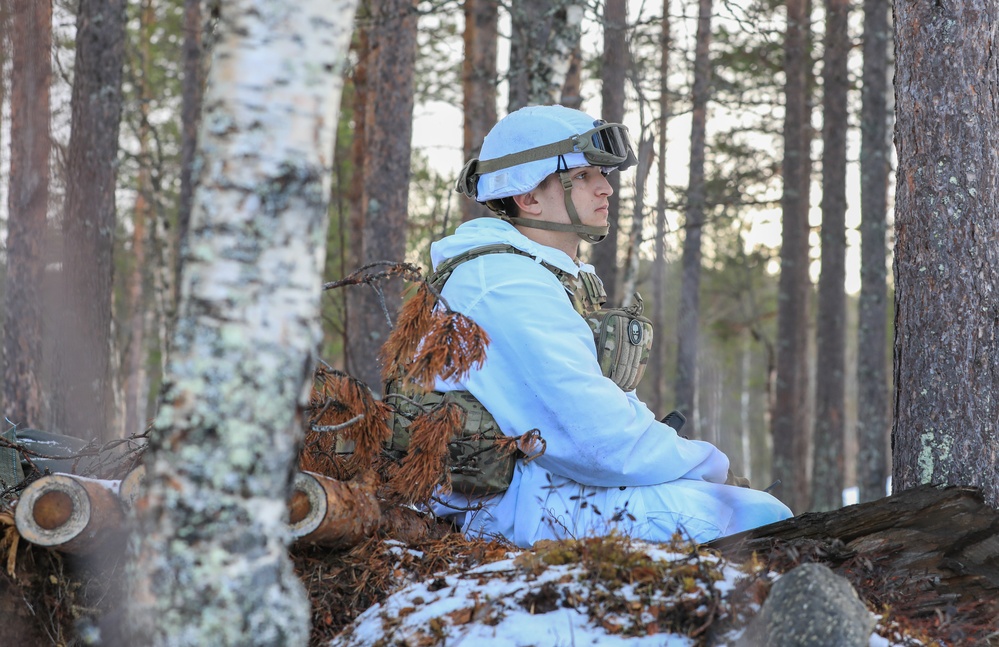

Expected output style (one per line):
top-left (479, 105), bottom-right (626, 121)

top-left (123, 0), bottom-right (360, 644)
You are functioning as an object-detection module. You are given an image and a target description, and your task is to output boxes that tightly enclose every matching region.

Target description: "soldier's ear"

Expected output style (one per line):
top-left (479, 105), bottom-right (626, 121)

top-left (512, 190), bottom-right (542, 216)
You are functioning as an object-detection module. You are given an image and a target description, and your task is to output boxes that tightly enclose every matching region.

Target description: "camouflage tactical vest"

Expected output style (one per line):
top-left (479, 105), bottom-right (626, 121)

top-left (384, 244), bottom-right (654, 496)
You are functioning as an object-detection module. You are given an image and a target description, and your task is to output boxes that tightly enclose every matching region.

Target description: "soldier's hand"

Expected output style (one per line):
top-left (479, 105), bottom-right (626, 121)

top-left (725, 468), bottom-right (751, 488)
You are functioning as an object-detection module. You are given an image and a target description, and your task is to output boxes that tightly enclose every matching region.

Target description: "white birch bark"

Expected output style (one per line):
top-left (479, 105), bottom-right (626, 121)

top-left (125, 0), bottom-right (358, 644)
top-left (542, 2), bottom-right (583, 104)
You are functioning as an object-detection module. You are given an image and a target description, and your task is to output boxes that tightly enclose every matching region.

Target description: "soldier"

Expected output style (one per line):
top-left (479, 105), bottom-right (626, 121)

top-left (419, 104), bottom-right (792, 547)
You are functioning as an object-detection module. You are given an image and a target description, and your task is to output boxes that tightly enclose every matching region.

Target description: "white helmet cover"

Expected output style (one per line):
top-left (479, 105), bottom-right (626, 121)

top-left (455, 104), bottom-right (637, 242)
top-left (476, 106), bottom-right (595, 200)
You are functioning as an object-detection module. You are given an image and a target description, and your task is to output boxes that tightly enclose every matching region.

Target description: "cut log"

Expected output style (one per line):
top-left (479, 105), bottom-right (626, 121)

top-left (288, 471), bottom-right (381, 547)
top-left (14, 474), bottom-right (123, 554)
top-left (118, 464), bottom-right (146, 510)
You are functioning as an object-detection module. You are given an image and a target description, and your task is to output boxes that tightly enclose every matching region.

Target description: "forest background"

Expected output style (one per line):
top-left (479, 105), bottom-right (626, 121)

top-left (2, 0), bottom-right (894, 518)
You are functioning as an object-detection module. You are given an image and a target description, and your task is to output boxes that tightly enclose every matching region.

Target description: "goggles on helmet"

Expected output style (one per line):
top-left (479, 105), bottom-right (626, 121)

top-left (455, 121), bottom-right (637, 200)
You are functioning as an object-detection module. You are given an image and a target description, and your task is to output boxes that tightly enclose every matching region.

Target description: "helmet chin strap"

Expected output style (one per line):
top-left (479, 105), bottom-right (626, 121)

top-left (503, 165), bottom-right (608, 243)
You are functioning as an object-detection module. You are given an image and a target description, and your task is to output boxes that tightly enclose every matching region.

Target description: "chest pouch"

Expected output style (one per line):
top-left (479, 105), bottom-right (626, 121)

top-left (587, 298), bottom-right (654, 392)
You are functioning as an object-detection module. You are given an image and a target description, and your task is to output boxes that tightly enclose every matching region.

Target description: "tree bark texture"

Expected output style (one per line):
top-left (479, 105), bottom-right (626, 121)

top-left (589, 0), bottom-right (628, 304)
top-left (55, 0), bottom-right (126, 442)
top-left (774, 0), bottom-right (813, 513)
top-left (811, 0), bottom-right (850, 512)
top-left (674, 0), bottom-right (712, 436)
top-left (893, 0), bottom-right (999, 508)
top-left (460, 0), bottom-right (497, 223)
top-left (346, 0), bottom-right (418, 394)
top-left (125, 0), bottom-right (359, 643)
top-left (857, 0), bottom-right (891, 504)
top-left (3, 0), bottom-right (51, 429)
top-left (507, 0), bottom-right (583, 111)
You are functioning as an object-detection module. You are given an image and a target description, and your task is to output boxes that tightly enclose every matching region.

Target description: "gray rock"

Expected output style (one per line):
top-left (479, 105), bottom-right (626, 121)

top-left (737, 562), bottom-right (875, 647)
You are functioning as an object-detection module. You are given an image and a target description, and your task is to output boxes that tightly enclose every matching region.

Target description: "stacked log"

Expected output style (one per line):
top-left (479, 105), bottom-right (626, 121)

top-left (288, 470), bottom-right (381, 548)
top-left (14, 474), bottom-right (123, 554)
top-left (16, 468), bottom-right (440, 553)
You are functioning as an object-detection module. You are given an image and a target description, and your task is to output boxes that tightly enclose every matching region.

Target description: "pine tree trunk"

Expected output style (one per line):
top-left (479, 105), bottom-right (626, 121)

top-left (3, 0), bottom-right (51, 429)
top-left (857, 0), bottom-right (891, 504)
top-left (177, 0), bottom-right (206, 294)
top-left (649, 0), bottom-right (672, 417)
top-left (589, 0), bottom-right (628, 304)
top-left (811, 0), bottom-right (850, 512)
top-left (774, 0), bottom-right (813, 513)
top-left (674, 0), bottom-right (712, 437)
top-left (893, 0), bottom-right (999, 508)
top-left (346, 0), bottom-right (418, 394)
top-left (54, 0), bottom-right (126, 442)
top-left (125, 0), bottom-right (359, 643)
top-left (461, 0), bottom-right (497, 223)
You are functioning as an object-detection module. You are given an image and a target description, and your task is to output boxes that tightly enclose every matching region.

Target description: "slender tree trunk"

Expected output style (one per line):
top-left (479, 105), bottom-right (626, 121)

top-left (53, 0), bottom-right (126, 442)
top-left (344, 28), bottom-right (368, 375)
top-left (774, 0), bottom-right (813, 513)
top-left (0, 1), bottom-right (7, 211)
top-left (507, 0), bottom-right (583, 110)
top-left (346, 0), bottom-right (418, 394)
top-left (3, 0), bottom-right (51, 429)
top-left (811, 0), bottom-right (850, 512)
top-left (620, 135), bottom-right (654, 301)
top-left (590, 0), bottom-right (628, 304)
top-left (461, 0), bottom-right (497, 223)
top-left (125, 0), bottom-right (359, 642)
top-left (674, 0), bottom-right (713, 436)
top-left (560, 46), bottom-right (584, 110)
top-left (650, 0), bottom-right (672, 416)
top-left (740, 330), bottom-right (753, 482)
top-left (121, 0), bottom-right (155, 438)
top-left (892, 0), bottom-right (999, 507)
top-left (176, 0), bottom-right (206, 298)
top-left (857, 0), bottom-right (891, 504)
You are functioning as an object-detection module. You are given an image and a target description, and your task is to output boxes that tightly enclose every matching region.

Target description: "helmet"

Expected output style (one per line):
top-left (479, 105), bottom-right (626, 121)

top-left (455, 105), bottom-right (637, 243)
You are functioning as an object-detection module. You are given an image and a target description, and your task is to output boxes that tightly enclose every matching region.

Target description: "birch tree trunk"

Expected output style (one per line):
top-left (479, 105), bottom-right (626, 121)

top-left (590, 0), bottom-right (628, 304)
top-left (857, 0), bottom-right (891, 503)
top-left (3, 0), bottom-right (51, 429)
top-left (125, 0), bottom-right (359, 643)
top-left (811, 0), bottom-right (850, 512)
top-left (893, 0), bottom-right (999, 508)
top-left (774, 0), bottom-right (813, 513)
top-left (507, 0), bottom-right (583, 110)
top-left (674, 0), bottom-right (713, 437)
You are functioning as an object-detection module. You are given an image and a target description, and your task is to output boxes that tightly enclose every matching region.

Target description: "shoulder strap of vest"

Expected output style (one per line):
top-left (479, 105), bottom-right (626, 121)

top-left (430, 244), bottom-right (608, 315)
top-left (430, 243), bottom-right (571, 290)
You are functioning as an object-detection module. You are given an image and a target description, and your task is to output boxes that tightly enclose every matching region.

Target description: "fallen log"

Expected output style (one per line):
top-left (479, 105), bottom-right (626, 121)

top-left (288, 471), bottom-right (445, 547)
top-left (14, 474), bottom-right (123, 554)
top-left (289, 470), bottom-right (382, 547)
top-left (707, 484), bottom-right (999, 633)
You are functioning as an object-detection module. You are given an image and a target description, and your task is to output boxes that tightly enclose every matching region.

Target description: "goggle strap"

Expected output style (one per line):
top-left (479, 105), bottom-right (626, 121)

top-left (475, 122), bottom-right (632, 175)
top-left (476, 140), bottom-right (579, 175)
